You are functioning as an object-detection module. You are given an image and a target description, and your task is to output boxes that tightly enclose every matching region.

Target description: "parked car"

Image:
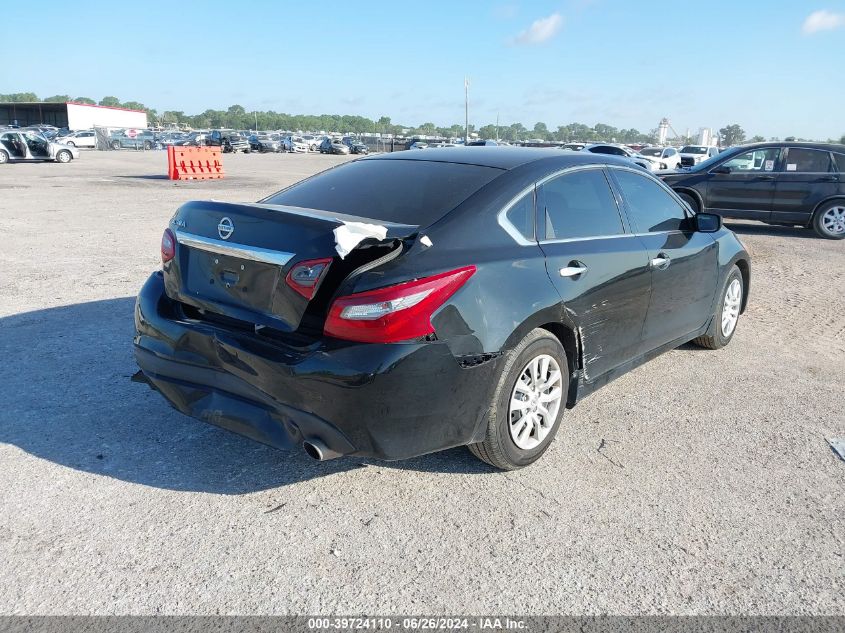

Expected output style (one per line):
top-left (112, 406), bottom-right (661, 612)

top-left (250, 134), bottom-right (282, 153)
top-left (284, 136), bottom-right (309, 153)
top-left (466, 139), bottom-right (502, 146)
top-left (408, 141), bottom-right (429, 150)
top-left (319, 138), bottom-right (351, 154)
top-left (134, 148), bottom-right (750, 470)
top-left (639, 146), bottom-right (681, 170)
top-left (583, 143), bottom-right (659, 171)
top-left (679, 145), bottom-right (720, 167)
top-left (173, 132), bottom-right (207, 147)
top-left (660, 142), bottom-right (845, 239)
top-left (207, 130), bottom-right (250, 153)
top-left (561, 143), bottom-right (587, 151)
top-left (0, 130), bottom-right (80, 163)
top-left (110, 130), bottom-right (156, 150)
top-left (157, 131), bottom-right (187, 146)
top-left (302, 134), bottom-right (325, 151)
top-left (341, 137), bottom-right (369, 154)
top-left (56, 129), bottom-right (97, 148)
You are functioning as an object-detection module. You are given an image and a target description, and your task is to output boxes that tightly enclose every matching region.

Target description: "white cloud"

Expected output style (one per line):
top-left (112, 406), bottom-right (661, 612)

top-left (509, 13), bottom-right (563, 45)
top-left (802, 9), bottom-right (845, 34)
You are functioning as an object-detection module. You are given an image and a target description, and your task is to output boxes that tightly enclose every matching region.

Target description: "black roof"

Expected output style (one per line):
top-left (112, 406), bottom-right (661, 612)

top-left (369, 146), bottom-right (635, 170)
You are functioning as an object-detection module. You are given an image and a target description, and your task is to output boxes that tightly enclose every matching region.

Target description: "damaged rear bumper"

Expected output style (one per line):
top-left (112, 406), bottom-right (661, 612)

top-left (133, 272), bottom-right (502, 460)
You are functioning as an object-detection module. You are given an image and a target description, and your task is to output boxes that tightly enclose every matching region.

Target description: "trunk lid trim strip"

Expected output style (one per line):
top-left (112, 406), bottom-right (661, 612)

top-left (174, 230), bottom-right (295, 268)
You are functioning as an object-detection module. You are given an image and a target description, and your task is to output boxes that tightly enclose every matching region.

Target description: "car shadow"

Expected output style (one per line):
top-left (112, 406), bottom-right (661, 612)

top-left (725, 221), bottom-right (818, 240)
top-left (0, 298), bottom-right (493, 494)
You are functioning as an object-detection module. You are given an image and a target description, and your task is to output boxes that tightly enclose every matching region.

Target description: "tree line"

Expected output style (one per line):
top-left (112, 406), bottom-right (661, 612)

top-left (2, 92), bottom-right (843, 145)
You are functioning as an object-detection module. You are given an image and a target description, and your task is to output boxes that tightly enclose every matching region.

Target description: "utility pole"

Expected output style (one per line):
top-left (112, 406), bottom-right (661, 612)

top-left (464, 77), bottom-right (469, 144)
top-left (496, 112), bottom-right (499, 142)
top-left (254, 111), bottom-right (258, 131)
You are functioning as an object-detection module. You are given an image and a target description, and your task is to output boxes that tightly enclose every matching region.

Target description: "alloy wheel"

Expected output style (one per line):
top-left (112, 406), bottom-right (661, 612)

top-left (821, 206), bottom-right (845, 236)
top-left (508, 354), bottom-right (563, 450)
top-left (721, 278), bottom-right (742, 337)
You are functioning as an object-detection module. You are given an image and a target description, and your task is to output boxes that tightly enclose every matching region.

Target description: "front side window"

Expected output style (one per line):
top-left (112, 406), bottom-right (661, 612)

top-left (721, 148), bottom-right (780, 172)
top-left (784, 148), bottom-right (832, 173)
top-left (613, 169), bottom-right (687, 233)
top-left (539, 169), bottom-right (624, 240)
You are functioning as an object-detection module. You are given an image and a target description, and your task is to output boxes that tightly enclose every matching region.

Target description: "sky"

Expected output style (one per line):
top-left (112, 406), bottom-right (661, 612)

top-left (4, 0), bottom-right (844, 139)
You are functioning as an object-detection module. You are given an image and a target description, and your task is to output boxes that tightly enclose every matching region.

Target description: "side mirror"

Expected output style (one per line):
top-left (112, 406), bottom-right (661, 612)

top-left (712, 165), bottom-right (731, 174)
top-left (695, 213), bottom-right (722, 233)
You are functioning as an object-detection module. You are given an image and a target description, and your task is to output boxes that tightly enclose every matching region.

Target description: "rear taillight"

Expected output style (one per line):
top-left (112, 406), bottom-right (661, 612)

top-left (161, 228), bottom-right (176, 264)
top-left (324, 266), bottom-right (476, 344)
top-left (285, 258), bottom-right (333, 300)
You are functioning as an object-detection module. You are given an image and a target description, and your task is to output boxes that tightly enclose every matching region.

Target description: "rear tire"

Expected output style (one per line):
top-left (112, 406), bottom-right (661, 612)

top-left (692, 265), bottom-right (743, 349)
top-left (812, 201), bottom-right (845, 239)
top-left (0, 150), bottom-right (7, 164)
top-left (110, 140), bottom-right (120, 150)
top-left (468, 329), bottom-right (568, 470)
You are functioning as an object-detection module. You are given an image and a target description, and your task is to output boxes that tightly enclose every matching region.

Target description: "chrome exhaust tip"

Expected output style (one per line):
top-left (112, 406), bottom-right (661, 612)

top-left (303, 438), bottom-right (342, 461)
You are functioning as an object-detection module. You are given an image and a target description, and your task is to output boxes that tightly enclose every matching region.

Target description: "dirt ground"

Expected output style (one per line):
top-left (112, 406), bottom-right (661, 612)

top-left (0, 150), bottom-right (843, 615)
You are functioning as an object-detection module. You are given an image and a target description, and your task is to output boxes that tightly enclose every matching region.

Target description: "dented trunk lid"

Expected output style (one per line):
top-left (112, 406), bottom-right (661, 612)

top-left (163, 200), bottom-right (416, 332)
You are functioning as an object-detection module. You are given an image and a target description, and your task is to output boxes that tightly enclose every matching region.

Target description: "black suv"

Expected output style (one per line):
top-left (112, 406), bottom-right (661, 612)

top-left (660, 142), bottom-right (845, 239)
top-left (207, 130), bottom-right (250, 153)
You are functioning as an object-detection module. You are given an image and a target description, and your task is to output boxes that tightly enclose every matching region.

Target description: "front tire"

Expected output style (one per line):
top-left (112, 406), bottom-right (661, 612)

top-left (692, 265), bottom-right (743, 350)
top-left (469, 329), bottom-right (568, 470)
top-left (812, 201), bottom-right (845, 239)
top-left (56, 150), bottom-right (72, 163)
top-left (110, 140), bottom-right (120, 150)
top-left (0, 149), bottom-right (8, 164)
top-left (679, 192), bottom-right (699, 213)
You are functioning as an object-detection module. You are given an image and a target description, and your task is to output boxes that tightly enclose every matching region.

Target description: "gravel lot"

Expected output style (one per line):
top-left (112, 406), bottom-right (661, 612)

top-left (1, 150), bottom-right (843, 615)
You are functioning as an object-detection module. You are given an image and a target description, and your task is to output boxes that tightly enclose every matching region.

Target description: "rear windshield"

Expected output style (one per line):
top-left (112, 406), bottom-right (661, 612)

top-left (262, 159), bottom-right (502, 226)
top-left (681, 146), bottom-right (707, 154)
top-left (639, 148), bottom-right (662, 157)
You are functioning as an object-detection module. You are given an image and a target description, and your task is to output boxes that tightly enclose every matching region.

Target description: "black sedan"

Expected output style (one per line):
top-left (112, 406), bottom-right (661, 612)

top-left (134, 148), bottom-right (750, 470)
top-left (660, 142), bottom-right (845, 239)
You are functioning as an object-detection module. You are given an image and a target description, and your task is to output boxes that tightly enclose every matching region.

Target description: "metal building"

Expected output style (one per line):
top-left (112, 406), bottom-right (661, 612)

top-left (0, 101), bottom-right (147, 130)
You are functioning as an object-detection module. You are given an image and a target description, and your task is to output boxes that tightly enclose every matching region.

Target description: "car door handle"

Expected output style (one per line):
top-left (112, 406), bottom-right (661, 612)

top-left (559, 264), bottom-right (588, 278)
top-left (650, 254), bottom-right (671, 269)
top-left (819, 176), bottom-right (838, 182)
top-left (758, 175), bottom-right (775, 181)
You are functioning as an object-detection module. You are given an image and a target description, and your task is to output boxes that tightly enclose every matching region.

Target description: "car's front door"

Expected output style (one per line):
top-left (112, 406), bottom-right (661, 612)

top-left (772, 147), bottom-right (840, 225)
top-left (609, 167), bottom-right (719, 349)
top-left (705, 147), bottom-right (782, 220)
top-left (536, 166), bottom-right (652, 381)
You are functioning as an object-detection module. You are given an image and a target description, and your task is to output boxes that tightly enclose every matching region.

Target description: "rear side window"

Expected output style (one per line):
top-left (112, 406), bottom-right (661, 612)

top-left (834, 153), bottom-right (845, 172)
top-left (613, 169), bottom-right (688, 233)
top-left (785, 148), bottom-right (832, 173)
top-left (506, 190), bottom-right (535, 240)
top-left (263, 159), bottom-right (501, 226)
top-left (539, 169), bottom-right (623, 240)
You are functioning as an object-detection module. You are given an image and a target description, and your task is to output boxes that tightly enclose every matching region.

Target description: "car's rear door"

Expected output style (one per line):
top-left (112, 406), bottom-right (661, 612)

top-left (609, 166), bottom-right (719, 349)
top-left (772, 147), bottom-right (840, 225)
top-left (705, 147), bottom-right (782, 220)
top-left (536, 166), bottom-right (652, 381)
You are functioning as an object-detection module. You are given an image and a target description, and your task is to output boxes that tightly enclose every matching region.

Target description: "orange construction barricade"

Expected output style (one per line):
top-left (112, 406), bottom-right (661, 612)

top-left (167, 146), bottom-right (225, 180)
